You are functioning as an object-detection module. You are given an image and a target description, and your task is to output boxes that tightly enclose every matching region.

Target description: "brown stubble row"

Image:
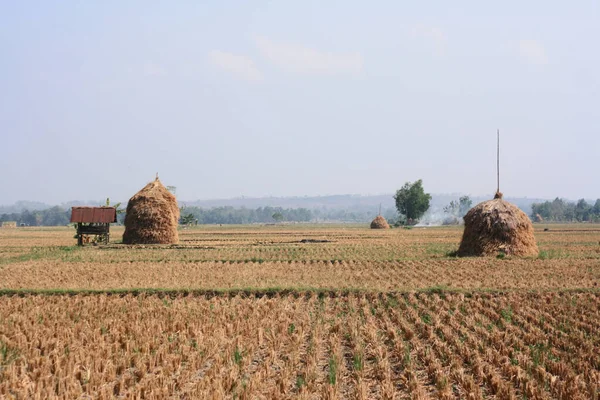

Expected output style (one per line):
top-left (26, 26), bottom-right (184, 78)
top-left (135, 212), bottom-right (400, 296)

top-left (2, 226), bottom-right (600, 264)
top-left (1, 258), bottom-right (599, 291)
top-left (0, 292), bottom-right (598, 399)
top-left (2, 226), bottom-right (459, 263)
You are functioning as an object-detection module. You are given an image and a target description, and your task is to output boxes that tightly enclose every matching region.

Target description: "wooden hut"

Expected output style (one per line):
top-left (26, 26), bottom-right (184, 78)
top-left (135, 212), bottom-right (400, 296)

top-left (70, 207), bottom-right (117, 245)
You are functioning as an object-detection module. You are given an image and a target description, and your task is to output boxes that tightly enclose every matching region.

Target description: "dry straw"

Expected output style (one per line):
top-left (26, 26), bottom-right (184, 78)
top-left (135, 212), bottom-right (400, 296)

top-left (370, 215), bottom-right (390, 229)
top-left (123, 177), bottom-right (179, 244)
top-left (458, 192), bottom-right (538, 257)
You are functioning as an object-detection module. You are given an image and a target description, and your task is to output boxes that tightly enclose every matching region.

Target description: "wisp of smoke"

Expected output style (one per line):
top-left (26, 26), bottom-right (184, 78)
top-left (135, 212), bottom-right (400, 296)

top-left (416, 205), bottom-right (463, 227)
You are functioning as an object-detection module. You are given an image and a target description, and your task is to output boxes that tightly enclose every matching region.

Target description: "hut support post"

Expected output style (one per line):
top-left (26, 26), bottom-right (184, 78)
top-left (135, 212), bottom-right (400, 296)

top-left (77, 223), bottom-right (83, 246)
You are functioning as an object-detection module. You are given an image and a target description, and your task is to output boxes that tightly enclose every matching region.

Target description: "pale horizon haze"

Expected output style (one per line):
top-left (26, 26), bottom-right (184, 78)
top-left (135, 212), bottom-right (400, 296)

top-left (1, 1), bottom-right (599, 205)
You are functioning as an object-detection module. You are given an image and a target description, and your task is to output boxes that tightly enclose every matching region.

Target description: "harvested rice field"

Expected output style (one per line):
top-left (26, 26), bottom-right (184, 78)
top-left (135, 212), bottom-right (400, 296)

top-left (1, 292), bottom-right (599, 399)
top-left (1, 225), bottom-right (600, 399)
top-left (1, 225), bottom-right (599, 292)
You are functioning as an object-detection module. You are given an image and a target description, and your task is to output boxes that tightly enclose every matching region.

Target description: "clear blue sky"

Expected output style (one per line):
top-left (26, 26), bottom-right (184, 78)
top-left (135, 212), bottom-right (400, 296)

top-left (1, 1), bottom-right (598, 204)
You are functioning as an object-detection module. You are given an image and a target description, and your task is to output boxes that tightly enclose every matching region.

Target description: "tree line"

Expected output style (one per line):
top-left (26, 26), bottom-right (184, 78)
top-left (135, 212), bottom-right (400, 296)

top-left (0, 207), bottom-right (72, 226)
top-left (179, 206), bottom-right (313, 224)
top-left (531, 198), bottom-right (600, 222)
top-left (0, 181), bottom-right (435, 226)
top-left (1, 205), bottom-right (386, 226)
top-left (390, 180), bottom-right (600, 225)
top-left (4, 191), bottom-right (598, 226)
top-left (181, 206), bottom-right (403, 224)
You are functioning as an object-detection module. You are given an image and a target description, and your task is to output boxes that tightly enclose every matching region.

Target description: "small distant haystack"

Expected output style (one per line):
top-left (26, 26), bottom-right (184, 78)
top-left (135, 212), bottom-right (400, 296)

top-left (457, 192), bottom-right (538, 257)
top-left (123, 177), bottom-right (179, 244)
top-left (1, 221), bottom-right (17, 228)
top-left (370, 215), bottom-right (390, 229)
top-left (534, 213), bottom-right (544, 223)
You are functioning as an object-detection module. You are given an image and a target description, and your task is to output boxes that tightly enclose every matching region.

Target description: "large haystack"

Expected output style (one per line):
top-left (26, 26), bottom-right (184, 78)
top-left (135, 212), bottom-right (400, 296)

top-left (370, 215), bottom-right (390, 229)
top-left (123, 178), bottom-right (179, 244)
top-left (457, 193), bottom-right (538, 257)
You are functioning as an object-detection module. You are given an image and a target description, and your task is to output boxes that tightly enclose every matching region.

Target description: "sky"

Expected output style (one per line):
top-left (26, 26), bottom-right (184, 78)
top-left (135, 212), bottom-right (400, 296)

top-left (1, 1), bottom-right (599, 205)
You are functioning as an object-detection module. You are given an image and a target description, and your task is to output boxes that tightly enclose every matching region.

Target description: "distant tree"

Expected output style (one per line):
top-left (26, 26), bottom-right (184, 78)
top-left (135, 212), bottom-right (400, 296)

top-left (593, 199), bottom-right (600, 215)
top-left (556, 198), bottom-right (577, 221)
top-left (41, 206), bottom-right (70, 226)
top-left (0, 213), bottom-right (20, 223)
top-left (272, 212), bottom-right (284, 222)
top-left (443, 196), bottom-right (472, 218)
top-left (393, 180), bottom-right (432, 224)
top-left (101, 198), bottom-right (125, 225)
top-left (20, 210), bottom-right (40, 226)
top-left (531, 202), bottom-right (551, 221)
top-left (563, 202), bottom-right (576, 222)
top-left (443, 201), bottom-right (459, 216)
top-left (104, 198), bottom-right (125, 215)
top-left (592, 199), bottom-right (600, 222)
top-left (180, 213), bottom-right (196, 225)
top-left (574, 199), bottom-right (589, 221)
top-left (532, 198), bottom-right (598, 222)
top-left (459, 196), bottom-right (473, 216)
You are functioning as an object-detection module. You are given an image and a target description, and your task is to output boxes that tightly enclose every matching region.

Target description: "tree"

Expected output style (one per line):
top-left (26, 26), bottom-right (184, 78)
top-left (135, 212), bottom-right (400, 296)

top-left (593, 199), bottom-right (600, 215)
top-left (41, 206), bottom-right (70, 226)
top-left (104, 198), bottom-right (125, 215)
top-left (103, 198), bottom-right (126, 224)
top-left (443, 196), bottom-right (472, 218)
top-left (458, 196), bottom-right (473, 216)
top-left (443, 201), bottom-right (459, 216)
top-left (20, 210), bottom-right (40, 226)
top-left (180, 213), bottom-right (196, 225)
top-left (592, 199), bottom-right (600, 222)
top-left (531, 201), bottom-right (551, 221)
top-left (575, 199), bottom-right (591, 222)
top-left (393, 179), bottom-right (432, 223)
top-left (272, 212), bottom-right (284, 222)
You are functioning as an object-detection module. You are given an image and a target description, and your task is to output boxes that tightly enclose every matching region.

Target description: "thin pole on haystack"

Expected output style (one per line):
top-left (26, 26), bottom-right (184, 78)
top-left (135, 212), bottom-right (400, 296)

top-left (378, 203), bottom-right (382, 216)
top-left (497, 129), bottom-right (500, 194)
